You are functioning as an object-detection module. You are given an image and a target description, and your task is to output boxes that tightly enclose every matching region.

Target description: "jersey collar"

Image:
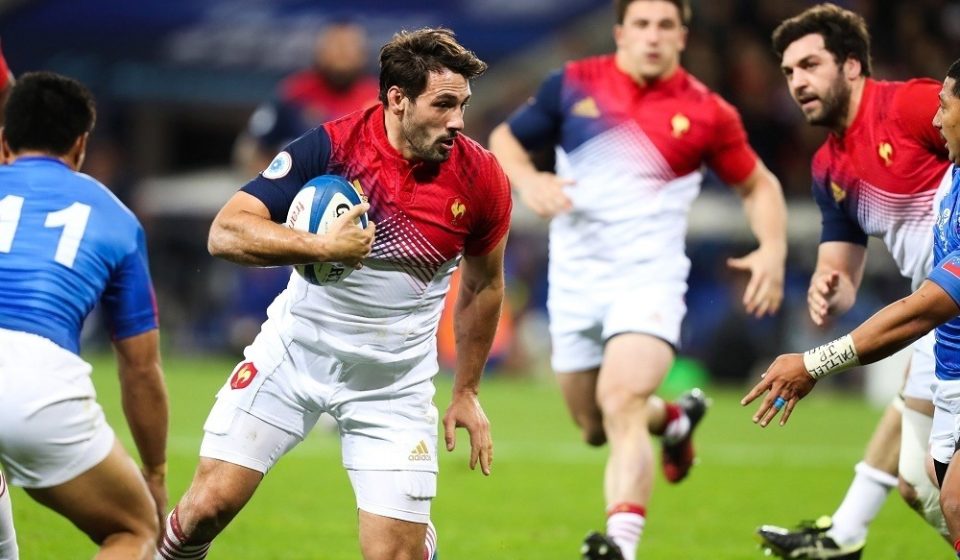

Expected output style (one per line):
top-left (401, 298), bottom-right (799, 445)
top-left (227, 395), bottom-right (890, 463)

top-left (10, 155), bottom-right (70, 168)
top-left (610, 55), bottom-right (688, 95)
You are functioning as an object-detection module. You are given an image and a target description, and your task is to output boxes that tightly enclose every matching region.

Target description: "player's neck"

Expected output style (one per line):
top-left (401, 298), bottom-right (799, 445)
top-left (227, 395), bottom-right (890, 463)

top-left (615, 52), bottom-right (679, 87)
top-left (8, 151), bottom-right (77, 170)
top-left (834, 78), bottom-right (867, 136)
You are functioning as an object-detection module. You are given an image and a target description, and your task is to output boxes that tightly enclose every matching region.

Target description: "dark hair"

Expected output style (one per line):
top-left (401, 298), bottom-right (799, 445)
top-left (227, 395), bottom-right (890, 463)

top-left (614, 0), bottom-right (691, 25)
top-left (378, 27), bottom-right (487, 105)
top-left (4, 71), bottom-right (95, 155)
top-left (948, 59), bottom-right (960, 98)
top-left (772, 3), bottom-right (872, 77)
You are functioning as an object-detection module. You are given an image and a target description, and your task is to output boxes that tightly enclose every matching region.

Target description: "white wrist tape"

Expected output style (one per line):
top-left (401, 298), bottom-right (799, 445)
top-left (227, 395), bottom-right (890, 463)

top-left (802, 334), bottom-right (860, 379)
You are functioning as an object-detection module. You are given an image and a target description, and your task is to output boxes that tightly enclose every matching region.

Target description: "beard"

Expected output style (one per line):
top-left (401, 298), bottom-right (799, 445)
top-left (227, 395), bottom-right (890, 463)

top-left (805, 76), bottom-right (851, 128)
top-left (401, 116), bottom-right (455, 163)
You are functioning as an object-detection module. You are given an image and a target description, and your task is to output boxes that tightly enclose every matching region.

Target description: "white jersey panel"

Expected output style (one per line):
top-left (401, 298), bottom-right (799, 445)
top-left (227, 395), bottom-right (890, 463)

top-left (548, 121), bottom-right (702, 292)
top-left (267, 255), bottom-right (459, 364)
top-left (864, 167), bottom-right (951, 290)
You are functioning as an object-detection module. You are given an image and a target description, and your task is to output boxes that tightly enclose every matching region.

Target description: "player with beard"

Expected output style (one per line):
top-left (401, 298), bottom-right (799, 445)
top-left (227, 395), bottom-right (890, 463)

top-left (755, 4), bottom-right (952, 559)
top-left (745, 56), bottom-right (960, 560)
top-left (156, 28), bottom-right (511, 560)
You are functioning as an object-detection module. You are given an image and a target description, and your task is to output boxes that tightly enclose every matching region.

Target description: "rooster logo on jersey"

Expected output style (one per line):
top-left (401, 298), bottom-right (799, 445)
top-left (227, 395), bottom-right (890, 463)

top-left (449, 198), bottom-right (466, 224)
top-left (831, 181), bottom-right (847, 204)
top-left (878, 142), bottom-right (893, 166)
top-left (671, 113), bottom-right (690, 138)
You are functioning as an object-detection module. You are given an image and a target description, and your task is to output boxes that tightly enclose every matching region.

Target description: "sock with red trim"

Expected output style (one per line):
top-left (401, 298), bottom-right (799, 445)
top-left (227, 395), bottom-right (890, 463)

top-left (606, 503), bottom-right (646, 560)
top-left (156, 506), bottom-right (211, 560)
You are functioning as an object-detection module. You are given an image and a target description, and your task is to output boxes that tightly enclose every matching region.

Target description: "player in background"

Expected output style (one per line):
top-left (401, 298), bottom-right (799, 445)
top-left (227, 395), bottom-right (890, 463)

top-left (0, 72), bottom-right (169, 560)
top-left (489, 1), bottom-right (787, 558)
top-left (234, 20), bottom-right (379, 178)
top-left (156, 28), bottom-right (510, 560)
top-left (754, 5), bottom-right (951, 559)
top-left (744, 56), bottom-right (960, 558)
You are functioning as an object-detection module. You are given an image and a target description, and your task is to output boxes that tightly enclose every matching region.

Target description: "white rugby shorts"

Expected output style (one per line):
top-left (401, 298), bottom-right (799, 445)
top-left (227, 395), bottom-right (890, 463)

top-left (547, 280), bottom-right (686, 373)
top-left (0, 328), bottom-right (114, 488)
top-left (199, 321), bottom-right (440, 520)
top-left (929, 378), bottom-right (960, 464)
top-left (903, 331), bottom-right (937, 401)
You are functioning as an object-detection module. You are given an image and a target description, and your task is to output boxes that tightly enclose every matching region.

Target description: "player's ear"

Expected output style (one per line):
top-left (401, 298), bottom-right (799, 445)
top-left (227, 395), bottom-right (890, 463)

top-left (386, 86), bottom-right (408, 116)
top-left (70, 132), bottom-right (89, 171)
top-left (843, 56), bottom-right (862, 81)
top-left (0, 128), bottom-right (9, 164)
top-left (612, 24), bottom-right (623, 47)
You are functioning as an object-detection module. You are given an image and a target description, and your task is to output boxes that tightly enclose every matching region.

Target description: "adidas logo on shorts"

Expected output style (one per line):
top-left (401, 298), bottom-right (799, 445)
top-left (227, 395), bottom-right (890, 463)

top-left (408, 440), bottom-right (431, 462)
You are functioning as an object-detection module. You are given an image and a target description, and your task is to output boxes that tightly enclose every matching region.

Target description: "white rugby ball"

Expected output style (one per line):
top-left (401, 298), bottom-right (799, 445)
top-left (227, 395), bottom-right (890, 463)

top-left (285, 174), bottom-right (368, 285)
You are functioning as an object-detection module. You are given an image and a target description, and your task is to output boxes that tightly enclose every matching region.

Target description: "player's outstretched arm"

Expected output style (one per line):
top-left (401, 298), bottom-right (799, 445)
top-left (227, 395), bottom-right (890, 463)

top-left (208, 191), bottom-right (374, 267)
top-left (728, 163), bottom-right (787, 318)
top-left (113, 329), bottom-right (169, 526)
top-left (489, 124), bottom-right (572, 218)
top-left (742, 280), bottom-right (959, 427)
top-left (807, 241), bottom-right (867, 326)
top-left (442, 237), bottom-right (507, 476)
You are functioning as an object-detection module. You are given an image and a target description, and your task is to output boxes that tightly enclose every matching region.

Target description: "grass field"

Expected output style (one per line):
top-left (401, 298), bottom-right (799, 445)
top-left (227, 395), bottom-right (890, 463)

top-left (8, 354), bottom-right (951, 559)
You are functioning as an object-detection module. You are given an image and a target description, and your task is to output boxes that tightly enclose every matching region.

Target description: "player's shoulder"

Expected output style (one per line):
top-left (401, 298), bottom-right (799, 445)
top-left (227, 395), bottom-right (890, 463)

top-left (563, 54), bottom-right (617, 84)
top-left (323, 105), bottom-right (375, 147)
top-left (74, 172), bottom-right (142, 227)
top-left (452, 135), bottom-right (508, 189)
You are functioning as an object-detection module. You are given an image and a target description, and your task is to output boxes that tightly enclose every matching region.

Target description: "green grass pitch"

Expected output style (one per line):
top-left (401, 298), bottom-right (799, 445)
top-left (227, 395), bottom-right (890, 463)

top-left (8, 354), bottom-right (949, 558)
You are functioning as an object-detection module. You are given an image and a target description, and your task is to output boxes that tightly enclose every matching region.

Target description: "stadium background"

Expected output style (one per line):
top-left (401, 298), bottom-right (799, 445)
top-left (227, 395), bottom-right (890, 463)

top-left (2, 0), bottom-right (959, 557)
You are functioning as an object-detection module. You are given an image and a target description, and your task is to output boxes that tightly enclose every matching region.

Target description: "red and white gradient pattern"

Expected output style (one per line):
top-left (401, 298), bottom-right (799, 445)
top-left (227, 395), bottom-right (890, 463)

top-left (370, 212), bottom-right (447, 291)
top-left (857, 178), bottom-right (941, 288)
top-left (550, 121), bottom-right (701, 290)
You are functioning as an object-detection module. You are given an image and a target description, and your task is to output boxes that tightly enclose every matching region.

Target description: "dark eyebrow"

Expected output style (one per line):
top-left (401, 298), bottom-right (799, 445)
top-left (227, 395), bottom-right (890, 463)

top-left (782, 54), bottom-right (818, 72)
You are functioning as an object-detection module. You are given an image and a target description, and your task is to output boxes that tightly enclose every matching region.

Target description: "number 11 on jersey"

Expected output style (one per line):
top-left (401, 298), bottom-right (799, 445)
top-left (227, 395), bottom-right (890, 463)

top-left (0, 194), bottom-right (91, 268)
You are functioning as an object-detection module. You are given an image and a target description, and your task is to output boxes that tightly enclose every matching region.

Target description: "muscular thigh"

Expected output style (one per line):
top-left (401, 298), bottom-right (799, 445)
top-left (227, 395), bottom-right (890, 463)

top-left (598, 333), bottom-right (675, 400)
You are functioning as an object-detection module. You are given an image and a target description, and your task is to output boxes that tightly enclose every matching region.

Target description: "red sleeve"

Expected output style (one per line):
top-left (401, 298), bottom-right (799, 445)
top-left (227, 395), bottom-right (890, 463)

top-left (464, 155), bottom-right (512, 256)
top-left (894, 79), bottom-right (948, 156)
top-left (705, 95), bottom-right (759, 185)
top-left (0, 40), bottom-right (10, 91)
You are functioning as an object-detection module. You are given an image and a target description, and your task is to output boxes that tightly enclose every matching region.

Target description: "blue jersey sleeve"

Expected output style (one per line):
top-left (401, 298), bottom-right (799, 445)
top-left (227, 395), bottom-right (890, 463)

top-left (812, 180), bottom-right (868, 245)
top-left (505, 70), bottom-right (564, 151)
top-left (929, 252), bottom-right (960, 308)
top-left (100, 227), bottom-right (158, 341)
top-left (241, 127), bottom-right (332, 222)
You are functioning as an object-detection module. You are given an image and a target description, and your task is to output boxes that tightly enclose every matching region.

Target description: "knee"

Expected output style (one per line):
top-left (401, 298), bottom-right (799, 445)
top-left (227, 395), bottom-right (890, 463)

top-left (939, 486), bottom-right (960, 521)
top-left (596, 388), bottom-right (647, 420)
top-left (583, 426), bottom-right (606, 447)
top-left (898, 476), bottom-right (920, 508)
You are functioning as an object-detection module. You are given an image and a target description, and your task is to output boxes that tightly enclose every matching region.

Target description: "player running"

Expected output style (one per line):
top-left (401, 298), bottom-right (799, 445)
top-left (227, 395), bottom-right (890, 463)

top-left (489, 1), bottom-right (787, 558)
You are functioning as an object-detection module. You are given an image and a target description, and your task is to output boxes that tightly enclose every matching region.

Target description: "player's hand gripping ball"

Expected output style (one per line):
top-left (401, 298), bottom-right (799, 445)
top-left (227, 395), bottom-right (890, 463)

top-left (285, 175), bottom-right (368, 285)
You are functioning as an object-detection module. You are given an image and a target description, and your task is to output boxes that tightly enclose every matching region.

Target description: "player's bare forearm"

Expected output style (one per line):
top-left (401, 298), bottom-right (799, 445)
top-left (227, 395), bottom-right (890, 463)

top-left (489, 124), bottom-right (539, 187)
top-left (728, 165), bottom-right (786, 316)
top-left (738, 165), bottom-right (787, 262)
top-left (452, 276), bottom-right (503, 393)
top-left (850, 281), bottom-right (958, 364)
top-left (208, 192), bottom-right (372, 267)
top-left (809, 242), bottom-right (868, 321)
top-left (114, 330), bottom-right (169, 472)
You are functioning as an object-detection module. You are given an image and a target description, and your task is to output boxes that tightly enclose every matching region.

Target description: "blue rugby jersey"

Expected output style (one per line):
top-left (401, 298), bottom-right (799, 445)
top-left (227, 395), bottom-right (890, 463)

top-left (0, 157), bottom-right (157, 354)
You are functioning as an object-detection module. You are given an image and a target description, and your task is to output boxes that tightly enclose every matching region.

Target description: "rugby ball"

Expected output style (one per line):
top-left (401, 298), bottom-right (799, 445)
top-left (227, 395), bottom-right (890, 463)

top-left (285, 175), bottom-right (368, 285)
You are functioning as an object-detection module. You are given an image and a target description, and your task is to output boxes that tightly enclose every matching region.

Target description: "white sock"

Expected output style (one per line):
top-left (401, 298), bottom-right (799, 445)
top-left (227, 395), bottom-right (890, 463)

top-left (607, 511), bottom-right (645, 560)
top-left (828, 461), bottom-right (897, 546)
top-left (423, 520), bottom-right (437, 560)
top-left (0, 473), bottom-right (18, 560)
